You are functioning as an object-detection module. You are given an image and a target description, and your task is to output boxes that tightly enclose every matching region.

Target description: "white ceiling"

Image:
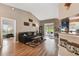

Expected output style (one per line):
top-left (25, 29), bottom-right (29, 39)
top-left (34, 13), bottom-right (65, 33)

top-left (4, 3), bottom-right (59, 20)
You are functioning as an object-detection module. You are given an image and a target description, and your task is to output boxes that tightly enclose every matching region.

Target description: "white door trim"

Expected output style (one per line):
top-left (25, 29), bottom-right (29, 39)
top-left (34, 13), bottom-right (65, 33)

top-left (0, 17), bottom-right (16, 47)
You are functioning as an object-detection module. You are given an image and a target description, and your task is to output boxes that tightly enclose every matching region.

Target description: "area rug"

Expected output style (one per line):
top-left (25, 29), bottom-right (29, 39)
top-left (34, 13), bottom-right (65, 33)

top-left (25, 39), bottom-right (46, 48)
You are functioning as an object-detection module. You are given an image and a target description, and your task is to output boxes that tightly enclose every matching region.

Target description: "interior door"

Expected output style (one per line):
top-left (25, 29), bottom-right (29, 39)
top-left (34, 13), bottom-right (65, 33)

top-left (0, 17), bottom-right (16, 47)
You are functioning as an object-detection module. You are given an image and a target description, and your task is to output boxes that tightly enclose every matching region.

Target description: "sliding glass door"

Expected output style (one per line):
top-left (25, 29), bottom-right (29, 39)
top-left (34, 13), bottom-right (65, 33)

top-left (44, 23), bottom-right (54, 39)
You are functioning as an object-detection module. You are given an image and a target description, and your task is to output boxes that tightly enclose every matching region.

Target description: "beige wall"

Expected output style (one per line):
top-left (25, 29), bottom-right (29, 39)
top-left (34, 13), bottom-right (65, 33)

top-left (0, 18), bottom-right (2, 47)
top-left (40, 18), bottom-right (59, 32)
top-left (0, 3), bottom-right (39, 44)
top-left (59, 3), bottom-right (79, 19)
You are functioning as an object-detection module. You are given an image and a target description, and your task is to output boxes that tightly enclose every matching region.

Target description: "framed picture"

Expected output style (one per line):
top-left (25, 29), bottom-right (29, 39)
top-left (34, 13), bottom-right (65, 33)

top-left (29, 19), bottom-right (33, 22)
top-left (24, 22), bottom-right (29, 26)
top-left (32, 23), bottom-right (36, 27)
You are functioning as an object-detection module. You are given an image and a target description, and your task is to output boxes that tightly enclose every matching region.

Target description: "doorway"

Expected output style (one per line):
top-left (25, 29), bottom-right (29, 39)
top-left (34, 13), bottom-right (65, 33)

top-left (44, 23), bottom-right (54, 39)
top-left (0, 17), bottom-right (16, 55)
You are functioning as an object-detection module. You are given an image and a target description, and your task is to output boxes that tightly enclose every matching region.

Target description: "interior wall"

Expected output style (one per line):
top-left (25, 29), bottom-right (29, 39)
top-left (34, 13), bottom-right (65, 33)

top-left (59, 3), bottom-right (79, 19)
top-left (40, 19), bottom-right (59, 32)
top-left (0, 3), bottom-right (39, 43)
top-left (0, 18), bottom-right (2, 47)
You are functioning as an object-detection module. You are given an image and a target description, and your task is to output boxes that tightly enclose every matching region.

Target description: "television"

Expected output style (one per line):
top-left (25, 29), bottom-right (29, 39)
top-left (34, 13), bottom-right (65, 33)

top-left (61, 17), bottom-right (69, 32)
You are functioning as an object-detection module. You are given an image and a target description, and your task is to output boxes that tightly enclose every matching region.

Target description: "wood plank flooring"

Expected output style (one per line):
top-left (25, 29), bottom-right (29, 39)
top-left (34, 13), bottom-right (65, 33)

top-left (0, 37), bottom-right (58, 56)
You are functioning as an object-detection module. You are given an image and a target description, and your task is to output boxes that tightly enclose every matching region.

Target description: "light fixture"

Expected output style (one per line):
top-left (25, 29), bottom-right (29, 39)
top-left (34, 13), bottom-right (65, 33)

top-left (12, 7), bottom-right (15, 11)
top-left (64, 3), bottom-right (72, 9)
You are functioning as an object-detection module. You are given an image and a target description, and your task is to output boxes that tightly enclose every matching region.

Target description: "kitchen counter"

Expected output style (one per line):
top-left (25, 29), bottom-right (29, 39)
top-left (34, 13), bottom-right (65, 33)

top-left (58, 33), bottom-right (79, 56)
top-left (59, 33), bottom-right (79, 44)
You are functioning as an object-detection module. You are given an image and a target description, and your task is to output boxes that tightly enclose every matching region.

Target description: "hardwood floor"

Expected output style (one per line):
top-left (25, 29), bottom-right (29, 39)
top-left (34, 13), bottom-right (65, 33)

top-left (0, 38), bottom-right (15, 56)
top-left (0, 37), bottom-right (58, 56)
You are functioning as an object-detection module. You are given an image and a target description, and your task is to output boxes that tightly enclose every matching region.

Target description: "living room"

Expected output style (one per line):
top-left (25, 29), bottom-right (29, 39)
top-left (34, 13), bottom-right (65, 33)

top-left (0, 3), bottom-right (79, 56)
top-left (0, 3), bottom-right (59, 56)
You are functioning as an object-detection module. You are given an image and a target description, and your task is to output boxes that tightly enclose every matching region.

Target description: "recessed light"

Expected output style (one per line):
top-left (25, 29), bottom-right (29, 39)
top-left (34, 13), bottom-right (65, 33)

top-left (12, 8), bottom-right (15, 11)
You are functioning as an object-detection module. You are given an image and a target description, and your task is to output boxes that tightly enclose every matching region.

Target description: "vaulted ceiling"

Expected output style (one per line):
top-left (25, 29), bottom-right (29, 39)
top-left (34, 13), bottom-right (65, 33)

top-left (4, 3), bottom-right (59, 20)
